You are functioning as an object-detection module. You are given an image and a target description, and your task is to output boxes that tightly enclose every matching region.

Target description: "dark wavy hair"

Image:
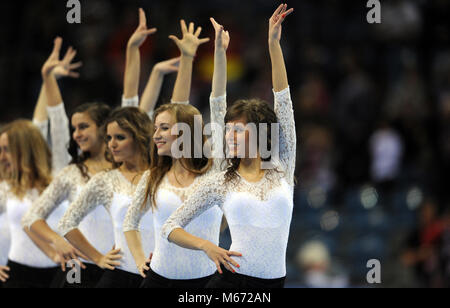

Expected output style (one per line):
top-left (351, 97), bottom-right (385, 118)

top-left (103, 107), bottom-right (153, 170)
top-left (68, 103), bottom-right (112, 180)
top-left (224, 99), bottom-right (279, 184)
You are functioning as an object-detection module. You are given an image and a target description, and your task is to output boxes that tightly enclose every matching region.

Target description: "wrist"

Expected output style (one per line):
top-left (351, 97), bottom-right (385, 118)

top-left (181, 53), bottom-right (195, 60)
top-left (198, 239), bottom-right (211, 252)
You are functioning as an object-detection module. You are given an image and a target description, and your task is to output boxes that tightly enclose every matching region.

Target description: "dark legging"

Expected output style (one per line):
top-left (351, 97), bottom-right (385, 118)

top-left (140, 268), bottom-right (214, 288)
top-left (51, 263), bottom-right (105, 288)
top-left (96, 268), bottom-right (143, 288)
top-left (2, 260), bottom-right (58, 288)
top-left (205, 266), bottom-right (285, 288)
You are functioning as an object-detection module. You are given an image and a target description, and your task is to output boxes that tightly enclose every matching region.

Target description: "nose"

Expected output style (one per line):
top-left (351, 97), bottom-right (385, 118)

top-left (73, 129), bottom-right (81, 140)
top-left (109, 138), bottom-right (117, 150)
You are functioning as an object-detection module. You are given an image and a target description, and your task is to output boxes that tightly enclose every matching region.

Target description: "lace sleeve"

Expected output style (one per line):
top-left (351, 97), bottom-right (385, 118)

top-left (121, 95), bottom-right (139, 108)
top-left (33, 119), bottom-right (49, 142)
top-left (47, 104), bottom-right (71, 174)
top-left (58, 172), bottom-right (112, 236)
top-left (22, 166), bottom-right (74, 229)
top-left (209, 94), bottom-right (227, 172)
top-left (0, 183), bottom-right (6, 215)
top-left (273, 87), bottom-right (296, 186)
top-left (123, 170), bottom-right (151, 232)
top-left (161, 172), bottom-right (226, 240)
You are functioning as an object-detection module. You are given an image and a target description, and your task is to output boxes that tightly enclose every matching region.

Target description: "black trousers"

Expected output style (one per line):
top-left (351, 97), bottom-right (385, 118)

top-left (205, 267), bottom-right (285, 289)
top-left (96, 268), bottom-right (143, 288)
top-left (2, 260), bottom-right (58, 288)
top-left (140, 268), bottom-right (214, 288)
top-left (51, 263), bottom-right (105, 288)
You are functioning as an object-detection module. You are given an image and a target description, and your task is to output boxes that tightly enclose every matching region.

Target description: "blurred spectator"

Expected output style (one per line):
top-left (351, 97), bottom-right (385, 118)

top-left (297, 124), bottom-right (335, 192)
top-left (295, 240), bottom-right (349, 288)
top-left (375, 0), bottom-right (423, 42)
top-left (401, 198), bottom-right (447, 287)
top-left (369, 123), bottom-right (404, 186)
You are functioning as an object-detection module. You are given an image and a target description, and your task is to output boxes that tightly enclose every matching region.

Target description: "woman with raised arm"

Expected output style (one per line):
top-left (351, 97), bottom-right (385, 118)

top-left (57, 106), bottom-right (154, 289)
top-left (123, 19), bottom-right (225, 288)
top-left (23, 9), bottom-right (178, 288)
top-left (0, 39), bottom-right (83, 288)
top-left (161, 4), bottom-right (296, 288)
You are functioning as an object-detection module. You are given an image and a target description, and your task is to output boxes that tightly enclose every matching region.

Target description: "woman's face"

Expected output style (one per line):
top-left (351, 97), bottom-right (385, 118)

top-left (106, 121), bottom-right (136, 164)
top-left (0, 132), bottom-right (13, 173)
top-left (153, 111), bottom-right (178, 157)
top-left (225, 117), bottom-right (251, 159)
top-left (72, 112), bottom-right (101, 154)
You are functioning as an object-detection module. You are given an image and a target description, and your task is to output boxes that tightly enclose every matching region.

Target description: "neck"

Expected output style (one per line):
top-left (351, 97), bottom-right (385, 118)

top-left (171, 158), bottom-right (191, 177)
top-left (87, 144), bottom-right (106, 163)
top-left (122, 155), bottom-right (147, 173)
top-left (238, 157), bottom-right (263, 175)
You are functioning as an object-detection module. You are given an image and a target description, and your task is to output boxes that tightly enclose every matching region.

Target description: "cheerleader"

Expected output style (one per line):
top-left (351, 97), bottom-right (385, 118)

top-left (0, 39), bottom-right (82, 288)
top-left (22, 9), bottom-right (178, 288)
top-left (57, 106), bottom-right (155, 288)
top-left (161, 4), bottom-right (296, 288)
top-left (123, 19), bottom-right (226, 288)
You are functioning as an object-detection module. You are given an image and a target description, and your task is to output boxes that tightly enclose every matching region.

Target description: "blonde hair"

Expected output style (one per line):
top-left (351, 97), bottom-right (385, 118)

top-left (2, 120), bottom-right (52, 198)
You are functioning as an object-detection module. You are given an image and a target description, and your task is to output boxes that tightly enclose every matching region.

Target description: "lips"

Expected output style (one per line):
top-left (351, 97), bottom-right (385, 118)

top-left (156, 142), bottom-right (166, 149)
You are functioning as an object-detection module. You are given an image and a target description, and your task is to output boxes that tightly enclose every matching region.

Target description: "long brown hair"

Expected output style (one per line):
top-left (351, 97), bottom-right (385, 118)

top-left (68, 102), bottom-right (112, 179)
top-left (144, 103), bottom-right (212, 210)
top-left (103, 107), bottom-right (153, 169)
top-left (2, 120), bottom-right (52, 198)
top-left (224, 99), bottom-right (279, 184)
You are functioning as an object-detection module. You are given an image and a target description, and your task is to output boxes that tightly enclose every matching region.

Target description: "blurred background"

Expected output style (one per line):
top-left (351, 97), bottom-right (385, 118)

top-left (0, 0), bottom-right (449, 287)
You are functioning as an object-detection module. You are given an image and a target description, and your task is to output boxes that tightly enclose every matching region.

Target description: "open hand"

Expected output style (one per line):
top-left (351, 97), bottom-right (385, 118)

top-left (96, 246), bottom-right (122, 270)
top-left (154, 57), bottom-right (180, 75)
top-left (169, 20), bottom-right (210, 58)
top-left (128, 8), bottom-right (157, 48)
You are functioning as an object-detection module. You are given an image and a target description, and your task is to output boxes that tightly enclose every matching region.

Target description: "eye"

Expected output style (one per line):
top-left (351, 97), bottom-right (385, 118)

top-left (79, 124), bottom-right (89, 130)
top-left (106, 135), bottom-right (112, 142)
top-left (116, 135), bottom-right (126, 141)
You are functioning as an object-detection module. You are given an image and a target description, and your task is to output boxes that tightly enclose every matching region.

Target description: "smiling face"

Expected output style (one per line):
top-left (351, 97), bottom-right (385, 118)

top-left (225, 117), bottom-right (251, 159)
top-left (72, 112), bottom-right (102, 154)
top-left (153, 110), bottom-right (178, 157)
top-left (0, 132), bottom-right (12, 173)
top-left (106, 121), bottom-right (136, 164)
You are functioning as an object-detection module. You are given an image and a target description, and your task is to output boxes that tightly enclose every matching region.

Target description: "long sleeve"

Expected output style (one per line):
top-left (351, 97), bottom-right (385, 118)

top-left (32, 119), bottom-right (49, 143)
top-left (209, 94), bottom-right (227, 172)
top-left (121, 95), bottom-right (139, 108)
top-left (58, 172), bottom-right (112, 236)
top-left (161, 172), bottom-right (226, 240)
top-left (273, 87), bottom-right (296, 186)
top-left (123, 170), bottom-right (151, 232)
top-left (22, 166), bottom-right (75, 229)
top-left (0, 184), bottom-right (6, 215)
top-left (47, 104), bottom-right (71, 174)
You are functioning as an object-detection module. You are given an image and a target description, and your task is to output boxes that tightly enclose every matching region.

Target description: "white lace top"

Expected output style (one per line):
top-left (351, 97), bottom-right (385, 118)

top-left (21, 165), bottom-right (115, 264)
top-left (161, 87), bottom-right (296, 279)
top-left (1, 185), bottom-right (58, 268)
top-left (47, 104), bottom-right (71, 173)
top-left (58, 169), bottom-right (154, 274)
top-left (122, 95), bottom-right (227, 279)
top-left (0, 182), bottom-right (10, 266)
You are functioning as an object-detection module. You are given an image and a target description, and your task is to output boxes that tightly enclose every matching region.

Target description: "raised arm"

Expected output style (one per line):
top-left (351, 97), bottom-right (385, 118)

top-left (123, 8), bottom-right (157, 107)
top-left (58, 173), bottom-right (121, 270)
top-left (41, 37), bottom-right (82, 173)
top-left (123, 170), bottom-right (152, 277)
top-left (209, 18), bottom-right (229, 169)
top-left (139, 57), bottom-right (180, 117)
top-left (268, 4), bottom-right (296, 185)
top-left (34, 40), bottom-right (82, 141)
top-left (169, 20), bottom-right (210, 103)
